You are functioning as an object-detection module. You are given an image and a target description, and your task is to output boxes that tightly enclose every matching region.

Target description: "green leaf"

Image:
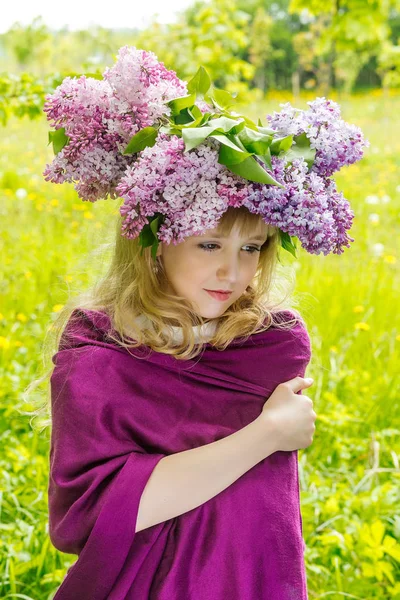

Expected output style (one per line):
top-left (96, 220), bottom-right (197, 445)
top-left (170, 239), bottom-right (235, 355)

top-left (122, 126), bottom-right (158, 155)
top-left (207, 115), bottom-right (245, 133)
top-left (188, 105), bottom-right (203, 120)
top-left (149, 215), bottom-right (162, 260)
top-left (224, 156), bottom-right (285, 186)
top-left (237, 127), bottom-right (273, 155)
top-left (187, 66), bottom-right (211, 96)
top-left (257, 148), bottom-right (272, 170)
top-left (138, 214), bottom-right (164, 260)
top-left (181, 116), bottom-right (244, 151)
top-left (205, 86), bottom-right (236, 110)
top-left (181, 126), bottom-right (218, 151)
top-left (167, 93), bottom-right (196, 116)
top-left (258, 118), bottom-right (263, 127)
top-left (139, 225), bottom-right (155, 248)
top-left (218, 144), bottom-right (252, 166)
top-left (231, 113), bottom-right (258, 131)
top-left (159, 125), bottom-right (183, 136)
top-left (270, 134), bottom-right (294, 155)
top-left (48, 127), bottom-right (69, 155)
top-left (149, 214), bottom-right (161, 237)
top-left (175, 109), bottom-right (195, 125)
top-left (257, 125), bottom-right (276, 135)
top-left (210, 134), bottom-right (243, 152)
top-left (284, 132), bottom-right (316, 168)
top-left (279, 230), bottom-right (297, 258)
top-left (181, 113), bottom-right (208, 129)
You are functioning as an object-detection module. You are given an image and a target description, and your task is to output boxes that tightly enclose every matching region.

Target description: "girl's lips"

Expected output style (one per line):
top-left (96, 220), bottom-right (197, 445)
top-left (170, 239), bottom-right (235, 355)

top-left (204, 290), bottom-right (232, 301)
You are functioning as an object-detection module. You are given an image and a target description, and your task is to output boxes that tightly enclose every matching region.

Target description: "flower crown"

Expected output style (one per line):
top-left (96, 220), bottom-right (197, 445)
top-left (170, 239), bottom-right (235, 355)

top-left (43, 45), bottom-right (369, 260)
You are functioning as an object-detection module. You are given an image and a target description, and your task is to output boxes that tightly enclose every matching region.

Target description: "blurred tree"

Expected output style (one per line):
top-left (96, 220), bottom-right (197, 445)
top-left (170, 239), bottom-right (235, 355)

top-left (248, 7), bottom-right (273, 92)
top-left (289, 0), bottom-right (398, 93)
top-left (236, 0), bottom-right (302, 93)
top-left (377, 38), bottom-right (400, 90)
top-left (2, 17), bottom-right (51, 77)
top-left (134, 0), bottom-right (257, 100)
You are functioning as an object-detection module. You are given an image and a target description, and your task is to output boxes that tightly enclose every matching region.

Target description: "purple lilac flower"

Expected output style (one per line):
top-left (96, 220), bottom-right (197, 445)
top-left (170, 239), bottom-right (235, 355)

top-left (266, 97), bottom-right (370, 178)
top-left (117, 133), bottom-right (356, 256)
top-left (243, 155), bottom-right (355, 255)
top-left (42, 45), bottom-right (369, 257)
top-left (116, 135), bottom-right (256, 243)
top-left (43, 47), bottom-right (187, 202)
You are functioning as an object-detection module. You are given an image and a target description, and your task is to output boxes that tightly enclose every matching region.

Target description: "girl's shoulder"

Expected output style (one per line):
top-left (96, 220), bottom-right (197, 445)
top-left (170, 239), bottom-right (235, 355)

top-left (56, 307), bottom-right (113, 353)
top-left (257, 308), bottom-right (312, 358)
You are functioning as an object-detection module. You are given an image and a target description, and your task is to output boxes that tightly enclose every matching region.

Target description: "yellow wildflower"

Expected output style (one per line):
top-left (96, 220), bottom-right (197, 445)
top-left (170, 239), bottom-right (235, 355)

top-left (355, 322), bottom-right (370, 331)
top-left (52, 304), bottom-right (64, 313)
top-left (0, 336), bottom-right (11, 349)
top-left (353, 305), bottom-right (364, 313)
top-left (16, 313), bottom-right (28, 322)
top-left (383, 255), bottom-right (396, 264)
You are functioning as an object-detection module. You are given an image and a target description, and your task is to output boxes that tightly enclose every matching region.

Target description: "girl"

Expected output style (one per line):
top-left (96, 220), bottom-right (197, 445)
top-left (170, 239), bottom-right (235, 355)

top-left (46, 205), bottom-right (316, 600)
top-left (38, 45), bottom-right (366, 599)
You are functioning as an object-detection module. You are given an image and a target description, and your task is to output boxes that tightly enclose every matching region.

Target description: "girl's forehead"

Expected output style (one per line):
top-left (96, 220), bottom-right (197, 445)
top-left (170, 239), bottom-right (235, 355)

top-left (205, 223), bottom-right (270, 238)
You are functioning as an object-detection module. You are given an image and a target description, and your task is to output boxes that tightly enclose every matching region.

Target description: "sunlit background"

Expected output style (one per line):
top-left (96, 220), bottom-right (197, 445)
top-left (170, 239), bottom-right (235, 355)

top-left (1, 0), bottom-right (400, 598)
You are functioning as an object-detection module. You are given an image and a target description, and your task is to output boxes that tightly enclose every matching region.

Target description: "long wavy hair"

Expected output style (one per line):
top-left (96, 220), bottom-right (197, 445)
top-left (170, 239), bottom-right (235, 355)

top-left (23, 205), bottom-right (305, 431)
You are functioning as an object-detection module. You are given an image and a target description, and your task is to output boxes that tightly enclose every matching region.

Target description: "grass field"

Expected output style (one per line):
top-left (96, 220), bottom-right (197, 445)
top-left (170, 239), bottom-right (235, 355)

top-left (1, 89), bottom-right (399, 599)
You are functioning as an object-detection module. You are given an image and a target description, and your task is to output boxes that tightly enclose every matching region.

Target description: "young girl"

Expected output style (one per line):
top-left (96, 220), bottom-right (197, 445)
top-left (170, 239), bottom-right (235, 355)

top-left (41, 46), bottom-right (367, 600)
top-left (47, 205), bottom-right (316, 600)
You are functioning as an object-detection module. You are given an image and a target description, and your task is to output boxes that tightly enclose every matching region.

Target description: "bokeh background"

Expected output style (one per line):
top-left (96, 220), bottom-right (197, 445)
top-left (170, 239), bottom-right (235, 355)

top-left (1, 0), bottom-right (400, 598)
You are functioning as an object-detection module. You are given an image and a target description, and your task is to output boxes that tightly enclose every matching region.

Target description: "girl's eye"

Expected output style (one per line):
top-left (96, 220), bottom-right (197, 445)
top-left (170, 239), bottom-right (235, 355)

top-left (198, 243), bottom-right (260, 254)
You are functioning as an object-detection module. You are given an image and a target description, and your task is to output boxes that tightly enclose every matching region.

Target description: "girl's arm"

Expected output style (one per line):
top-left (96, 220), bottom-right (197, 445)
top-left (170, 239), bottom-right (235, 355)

top-left (136, 416), bottom-right (277, 532)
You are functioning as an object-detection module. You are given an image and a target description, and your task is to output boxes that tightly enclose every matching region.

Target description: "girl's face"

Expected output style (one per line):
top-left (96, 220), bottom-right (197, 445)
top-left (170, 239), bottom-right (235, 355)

top-left (156, 222), bottom-right (270, 319)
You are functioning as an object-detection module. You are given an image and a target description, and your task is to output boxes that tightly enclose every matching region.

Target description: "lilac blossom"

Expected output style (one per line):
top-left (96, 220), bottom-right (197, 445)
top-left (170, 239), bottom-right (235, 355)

top-left (117, 137), bottom-right (356, 256)
top-left (243, 156), bottom-right (355, 255)
top-left (42, 45), bottom-right (369, 257)
top-left (43, 47), bottom-right (187, 202)
top-left (117, 135), bottom-right (256, 244)
top-left (266, 97), bottom-right (370, 178)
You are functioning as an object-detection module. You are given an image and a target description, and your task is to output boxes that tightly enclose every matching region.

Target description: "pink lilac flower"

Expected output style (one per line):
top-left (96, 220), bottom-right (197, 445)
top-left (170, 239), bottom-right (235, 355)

top-left (42, 45), bottom-right (369, 257)
top-left (266, 97), bottom-right (370, 178)
top-left (117, 135), bottom-right (357, 256)
top-left (117, 135), bottom-right (256, 243)
top-left (43, 47), bottom-right (187, 202)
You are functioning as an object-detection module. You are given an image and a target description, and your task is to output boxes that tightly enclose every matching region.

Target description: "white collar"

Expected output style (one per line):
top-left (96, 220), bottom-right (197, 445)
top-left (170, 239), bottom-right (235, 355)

top-left (135, 314), bottom-right (217, 344)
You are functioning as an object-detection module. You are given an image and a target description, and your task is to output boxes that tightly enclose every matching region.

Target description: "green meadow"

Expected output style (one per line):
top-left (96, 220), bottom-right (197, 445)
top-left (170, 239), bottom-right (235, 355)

top-left (1, 89), bottom-right (399, 598)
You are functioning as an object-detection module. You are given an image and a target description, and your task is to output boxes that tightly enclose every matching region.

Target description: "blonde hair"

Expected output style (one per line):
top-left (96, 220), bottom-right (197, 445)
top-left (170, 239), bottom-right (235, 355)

top-left (23, 205), bottom-right (304, 431)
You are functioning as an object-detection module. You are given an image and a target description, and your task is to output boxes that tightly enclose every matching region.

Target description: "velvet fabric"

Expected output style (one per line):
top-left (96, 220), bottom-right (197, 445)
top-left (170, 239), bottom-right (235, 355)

top-left (48, 308), bottom-right (312, 599)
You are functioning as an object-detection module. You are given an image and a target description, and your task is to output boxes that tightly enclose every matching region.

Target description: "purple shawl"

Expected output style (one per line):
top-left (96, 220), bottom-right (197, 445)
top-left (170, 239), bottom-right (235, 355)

top-left (49, 308), bottom-right (312, 599)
